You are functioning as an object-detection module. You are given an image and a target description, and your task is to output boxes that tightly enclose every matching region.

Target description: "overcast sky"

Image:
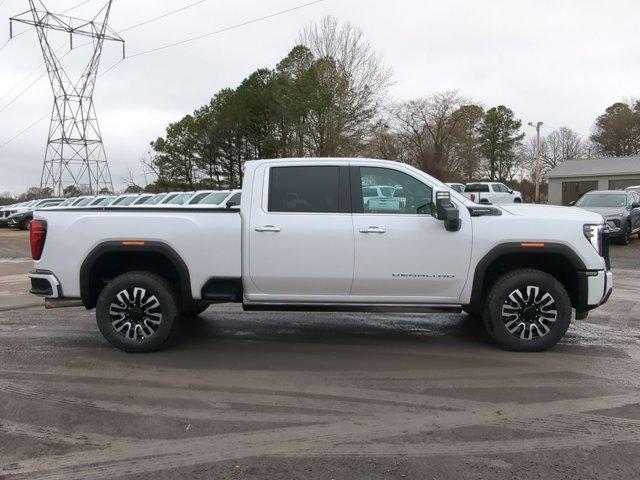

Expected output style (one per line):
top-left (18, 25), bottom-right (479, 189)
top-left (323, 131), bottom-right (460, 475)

top-left (0, 0), bottom-right (638, 194)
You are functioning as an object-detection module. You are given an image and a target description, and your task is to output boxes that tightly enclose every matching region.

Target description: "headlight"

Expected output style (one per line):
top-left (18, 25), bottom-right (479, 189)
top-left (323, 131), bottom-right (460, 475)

top-left (584, 224), bottom-right (604, 256)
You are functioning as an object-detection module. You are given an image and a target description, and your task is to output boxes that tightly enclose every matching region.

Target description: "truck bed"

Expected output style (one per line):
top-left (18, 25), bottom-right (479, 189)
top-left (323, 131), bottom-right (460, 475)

top-left (34, 207), bottom-right (242, 300)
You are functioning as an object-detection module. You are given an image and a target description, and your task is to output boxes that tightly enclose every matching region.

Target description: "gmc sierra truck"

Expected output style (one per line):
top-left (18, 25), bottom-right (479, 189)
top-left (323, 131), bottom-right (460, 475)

top-left (28, 158), bottom-right (612, 353)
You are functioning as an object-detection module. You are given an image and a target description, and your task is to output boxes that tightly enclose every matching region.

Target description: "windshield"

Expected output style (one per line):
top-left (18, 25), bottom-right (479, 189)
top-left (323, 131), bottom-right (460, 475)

top-left (146, 194), bottom-right (167, 205)
top-left (58, 198), bottom-right (77, 207)
top-left (133, 195), bottom-right (152, 205)
top-left (188, 192), bottom-right (213, 204)
top-left (113, 196), bottom-right (137, 206)
top-left (576, 194), bottom-right (627, 208)
top-left (75, 198), bottom-right (94, 206)
top-left (200, 191), bottom-right (230, 205)
top-left (165, 193), bottom-right (192, 205)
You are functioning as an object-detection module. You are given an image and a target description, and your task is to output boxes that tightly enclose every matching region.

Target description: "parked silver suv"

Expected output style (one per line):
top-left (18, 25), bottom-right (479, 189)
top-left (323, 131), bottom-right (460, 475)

top-left (574, 190), bottom-right (640, 245)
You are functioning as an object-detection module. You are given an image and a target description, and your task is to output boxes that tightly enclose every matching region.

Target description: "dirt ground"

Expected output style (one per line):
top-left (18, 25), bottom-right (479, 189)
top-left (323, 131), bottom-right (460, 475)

top-left (0, 229), bottom-right (639, 479)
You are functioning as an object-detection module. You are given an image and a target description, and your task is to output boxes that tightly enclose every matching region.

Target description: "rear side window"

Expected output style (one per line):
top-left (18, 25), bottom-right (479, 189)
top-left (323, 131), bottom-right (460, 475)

top-left (465, 183), bottom-right (490, 193)
top-left (269, 166), bottom-right (345, 213)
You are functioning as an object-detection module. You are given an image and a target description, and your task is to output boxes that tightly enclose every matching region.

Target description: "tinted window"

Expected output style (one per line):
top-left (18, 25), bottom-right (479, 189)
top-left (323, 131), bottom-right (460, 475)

top-left (188, 192), bottom-right (211, 204)
top-left (465, 183), bottom-right (490, 193)
top-left (269, 166), bottom-right (341, 213)
top-left (227, 192), bottom-right (241, 205)
top-left (360, 167), bottom-right (432, 215)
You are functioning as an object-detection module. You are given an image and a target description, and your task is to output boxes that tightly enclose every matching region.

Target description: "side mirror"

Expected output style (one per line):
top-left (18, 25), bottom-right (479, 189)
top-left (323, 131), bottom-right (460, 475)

top-left (433, 191), bottom-right (461, 232)
top-left (508, 189), bottom-right (514, 194)
top-left (226, 201), bottom-right (238, 209)
top-left (569, 201), bottom-right (576, 206)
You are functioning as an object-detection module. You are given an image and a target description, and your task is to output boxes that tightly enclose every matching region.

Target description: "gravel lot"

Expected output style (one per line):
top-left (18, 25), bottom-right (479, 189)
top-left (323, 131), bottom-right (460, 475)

top-left (0, 229), bottom-right (639, 479)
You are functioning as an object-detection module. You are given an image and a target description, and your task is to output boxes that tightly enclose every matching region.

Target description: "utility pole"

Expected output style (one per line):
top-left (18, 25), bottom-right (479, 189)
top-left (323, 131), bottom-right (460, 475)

top-left (528, 121), bottom-right (543, 203)
top-left (10, 1), bottom-right (124, 196)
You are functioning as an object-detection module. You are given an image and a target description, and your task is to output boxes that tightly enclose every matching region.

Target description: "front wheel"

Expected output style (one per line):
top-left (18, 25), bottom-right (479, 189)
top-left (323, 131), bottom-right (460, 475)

top-left (96, 272), bottom-right (180, 353)
top-left (621, 222), bottom-right (632, 245)
top-left (483, 269), bottom-right (571, 352)
top-left (514, 198), bottom-right (522, 203)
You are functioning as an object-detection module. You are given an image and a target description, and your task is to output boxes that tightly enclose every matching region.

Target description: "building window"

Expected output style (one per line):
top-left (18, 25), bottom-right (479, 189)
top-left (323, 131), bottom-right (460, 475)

top-left (561, 181), bottom-right (598, 206)
top-left (608, 179), bottom-right (640, 190)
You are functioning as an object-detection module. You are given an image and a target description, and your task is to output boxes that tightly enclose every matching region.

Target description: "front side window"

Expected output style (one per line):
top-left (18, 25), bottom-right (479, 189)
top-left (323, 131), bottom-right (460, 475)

top-left (359, 167), bottom-right (432, 215)
top-left (269, 166), bottom-right (343, 213)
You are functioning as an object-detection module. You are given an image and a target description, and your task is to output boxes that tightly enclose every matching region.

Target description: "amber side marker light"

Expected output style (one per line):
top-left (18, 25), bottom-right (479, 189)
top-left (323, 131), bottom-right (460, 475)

top-left (122, 241), bottom-right (146, 247)
top-left (521, 242), bottom-right (545, 248)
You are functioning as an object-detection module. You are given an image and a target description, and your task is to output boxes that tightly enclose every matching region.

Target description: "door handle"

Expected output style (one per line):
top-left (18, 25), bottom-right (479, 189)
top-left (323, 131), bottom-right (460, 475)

top-left (359, 226), bottom-right (387, 234)
top-left (255, 225), bottom-right (281, 233)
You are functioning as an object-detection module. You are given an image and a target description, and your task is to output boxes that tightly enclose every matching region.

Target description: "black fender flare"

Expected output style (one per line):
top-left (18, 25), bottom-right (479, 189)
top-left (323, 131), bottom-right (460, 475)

top-left (469, 242), bottom-right (588, 312)
top-left (80, 241), bottom-right (192, 309)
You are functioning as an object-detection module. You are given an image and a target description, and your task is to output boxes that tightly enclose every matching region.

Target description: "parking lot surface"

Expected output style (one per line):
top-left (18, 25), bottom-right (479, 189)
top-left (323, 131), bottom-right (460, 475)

top-left (1, 230), bottom-right (639, 479)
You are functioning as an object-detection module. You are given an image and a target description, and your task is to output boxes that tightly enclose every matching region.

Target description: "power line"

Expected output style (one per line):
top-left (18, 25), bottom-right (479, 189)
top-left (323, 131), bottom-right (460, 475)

top-left (0, 0), bottom-right (95, 55)
top-left (127, 0), bottom-right (325, 59)
top-left (119, 0), bottom-right (208, 33)
top-left (0, 0), bottom-right (212, 105)
top-left (0, 112), bottom-right (48, 149)
top-left (0, 0), bottom-right (326, 148)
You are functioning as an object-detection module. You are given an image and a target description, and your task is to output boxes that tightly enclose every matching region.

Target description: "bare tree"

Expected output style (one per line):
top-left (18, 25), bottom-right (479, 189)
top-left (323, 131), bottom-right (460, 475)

top-left (391, 91), bottom-right (468, 178)
top-left (522, 126), bottom-right (585, 174)
top-left (299, 16), bottom-right (393, 156)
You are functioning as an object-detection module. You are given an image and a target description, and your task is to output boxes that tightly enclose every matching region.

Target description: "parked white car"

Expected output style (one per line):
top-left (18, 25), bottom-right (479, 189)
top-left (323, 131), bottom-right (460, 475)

top-left (463, 182), bottom-right (523, 204)
top-left (29, 158), bottom-right (611, 354)
top-left (189, 190), bottom-right (242, 208)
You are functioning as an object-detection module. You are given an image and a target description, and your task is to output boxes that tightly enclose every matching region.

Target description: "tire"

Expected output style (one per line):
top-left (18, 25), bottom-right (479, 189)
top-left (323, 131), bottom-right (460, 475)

top-left (462, 306), bottom-right (481, 318)
top-left (96, 271), bottom-right (180, 353)
top-left (514, 198), bottom-right (522, 203)
top-left (483, 269), bottom-right (572, 352)
top-left (621, 222), bottom-right (632, 245)
top-left (181, 301), bottom-right (209, 318)
top-left (21, 218), bottom-right (31, 231)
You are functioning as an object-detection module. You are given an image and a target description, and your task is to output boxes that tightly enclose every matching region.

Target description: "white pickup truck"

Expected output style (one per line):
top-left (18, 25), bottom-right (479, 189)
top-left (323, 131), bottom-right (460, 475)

top-left (464, 182), bottom-right (523, 204)
top-left (28, 158), bottom-right (612, 353)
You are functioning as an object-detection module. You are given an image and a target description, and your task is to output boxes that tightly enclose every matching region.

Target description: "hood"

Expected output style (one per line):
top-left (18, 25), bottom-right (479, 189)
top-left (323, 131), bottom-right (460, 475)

top-left (575, 206), bottom-right (626, 218)
top-left (499, 203), bottom-right (604, 223)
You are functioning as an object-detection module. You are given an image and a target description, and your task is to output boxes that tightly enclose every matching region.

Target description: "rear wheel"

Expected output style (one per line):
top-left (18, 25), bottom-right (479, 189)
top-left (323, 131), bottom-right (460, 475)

top-left (96, 271), bottom-right (180, 353)
top-left (514, 198), bottom-right (522, 203)
top-left (483, 269), bottom-right (571, 352)
top-left (21, 218), bottom-right (31, 231)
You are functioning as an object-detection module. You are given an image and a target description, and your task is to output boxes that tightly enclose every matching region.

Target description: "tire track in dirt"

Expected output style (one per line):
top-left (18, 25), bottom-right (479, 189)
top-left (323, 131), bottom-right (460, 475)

top-left (3, 392), bottom-right (640, 479)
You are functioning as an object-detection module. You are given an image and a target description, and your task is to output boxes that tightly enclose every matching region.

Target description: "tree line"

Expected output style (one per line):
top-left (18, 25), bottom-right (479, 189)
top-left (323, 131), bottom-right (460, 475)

top-left (4, 16), bottom-right (638, 203)
top-left (145, 16), bottom-right (635, 193)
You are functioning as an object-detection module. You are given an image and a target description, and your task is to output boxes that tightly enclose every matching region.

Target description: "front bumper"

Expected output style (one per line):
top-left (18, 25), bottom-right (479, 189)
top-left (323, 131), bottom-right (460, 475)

top-left (28, 270), bottom-right (62, 298)
top-left (576, 269), bottom-right (613, 319)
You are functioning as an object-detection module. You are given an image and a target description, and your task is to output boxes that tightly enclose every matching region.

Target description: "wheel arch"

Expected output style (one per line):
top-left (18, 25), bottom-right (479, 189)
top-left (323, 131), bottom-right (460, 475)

top-left (469, 243), bottom-right (588, 313)
top-left (80, 241), bottom-right (192, 310)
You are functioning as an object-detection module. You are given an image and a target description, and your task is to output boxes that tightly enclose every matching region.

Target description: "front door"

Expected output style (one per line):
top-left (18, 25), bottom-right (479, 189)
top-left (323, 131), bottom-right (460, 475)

top-left (350, 166), bottom-right (473, 303)
top-left (247, 164), bottom-right (354, 300)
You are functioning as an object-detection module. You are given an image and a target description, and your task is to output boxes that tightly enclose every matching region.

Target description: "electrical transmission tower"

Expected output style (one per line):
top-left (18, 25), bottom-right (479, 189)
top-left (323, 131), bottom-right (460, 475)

top-left (10, 1), bottom-right (124, 196)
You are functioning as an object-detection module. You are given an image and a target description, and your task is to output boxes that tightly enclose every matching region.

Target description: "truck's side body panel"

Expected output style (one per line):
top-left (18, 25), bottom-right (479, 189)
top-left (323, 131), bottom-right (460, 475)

top-left (34, 209), bottom-right (241, 300)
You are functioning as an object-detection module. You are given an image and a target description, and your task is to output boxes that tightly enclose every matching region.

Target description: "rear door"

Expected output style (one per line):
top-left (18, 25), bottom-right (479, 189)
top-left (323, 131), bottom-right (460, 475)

top-left (247, 164), bottom-right (354, 299)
